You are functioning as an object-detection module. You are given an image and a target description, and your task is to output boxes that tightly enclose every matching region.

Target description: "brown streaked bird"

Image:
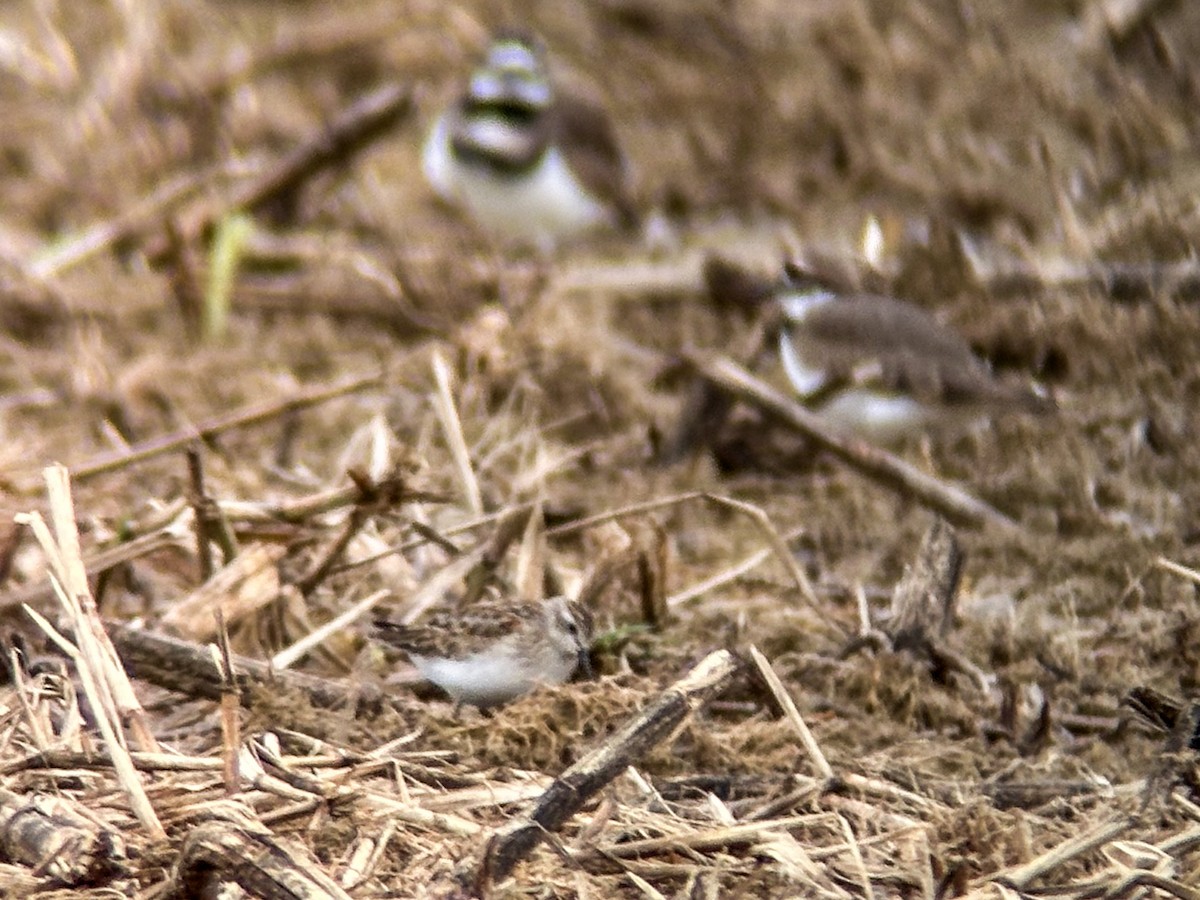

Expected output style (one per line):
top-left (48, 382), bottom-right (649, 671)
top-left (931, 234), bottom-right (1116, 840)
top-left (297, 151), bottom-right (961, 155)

top-left (373, 596), bottom-right (593, 709)
top-left (702, 255), bottom-right (1053, 445)
top-left (422, 32), bottom-right (634, 249)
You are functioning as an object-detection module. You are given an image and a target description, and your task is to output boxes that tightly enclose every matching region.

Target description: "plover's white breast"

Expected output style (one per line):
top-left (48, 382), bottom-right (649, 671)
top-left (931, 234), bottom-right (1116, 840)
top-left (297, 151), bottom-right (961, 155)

top-left (778, 289), bottom-right (839, 397)
top-left (421, 115), bottom-right (613, 247)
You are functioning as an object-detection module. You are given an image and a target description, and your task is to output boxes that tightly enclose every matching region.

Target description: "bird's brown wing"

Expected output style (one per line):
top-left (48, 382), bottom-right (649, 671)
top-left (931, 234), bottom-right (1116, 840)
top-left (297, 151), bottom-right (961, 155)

top-left (553, 93), bottom-right (636, 226)
top-left (373, 603), bottom-right (536, 658)
top-left (799, 296), bottom-right (980, 371)
top-left (799, 296), bottom-right (1051, 410)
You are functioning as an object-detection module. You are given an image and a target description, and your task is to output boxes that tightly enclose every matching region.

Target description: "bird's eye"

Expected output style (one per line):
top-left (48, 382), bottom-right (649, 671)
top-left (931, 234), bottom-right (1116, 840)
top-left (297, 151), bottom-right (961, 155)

top-left (564, 619), bottom-right (578, 636)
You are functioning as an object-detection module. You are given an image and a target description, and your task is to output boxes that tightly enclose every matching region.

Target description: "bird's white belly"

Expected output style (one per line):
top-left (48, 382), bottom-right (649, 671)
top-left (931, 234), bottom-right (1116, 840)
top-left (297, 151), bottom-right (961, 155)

top-left (422, 116), bottom-right (611, 246)
top-left (411, 650), bottom-right (535, 708)
top-left (410, 642), bottom-right (578, 708)
top-left (816, 390), bottom-right (931, 444)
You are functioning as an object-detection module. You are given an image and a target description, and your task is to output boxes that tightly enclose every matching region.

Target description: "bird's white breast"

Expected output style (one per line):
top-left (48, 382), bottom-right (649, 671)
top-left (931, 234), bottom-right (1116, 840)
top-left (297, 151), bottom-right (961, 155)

top-left (422, 114), bottom-right (613, 247)
top-left (778, 289), bottom-right (838, 396)
top-left (410, 647), bottom-right (534, 707)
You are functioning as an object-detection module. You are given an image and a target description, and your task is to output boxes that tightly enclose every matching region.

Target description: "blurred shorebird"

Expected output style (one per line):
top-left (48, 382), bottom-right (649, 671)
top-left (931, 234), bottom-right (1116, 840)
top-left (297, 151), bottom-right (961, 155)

top-left (705, 256), bottom-right (1054, 445)
top-left (373, 596), bottom-right (593, 709)
top-left (422, 32), bottom-right (634, 249)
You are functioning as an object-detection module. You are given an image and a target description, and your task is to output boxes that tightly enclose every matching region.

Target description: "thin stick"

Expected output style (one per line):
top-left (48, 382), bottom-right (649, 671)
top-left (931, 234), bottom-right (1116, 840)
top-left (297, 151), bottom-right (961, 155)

top-left (1155, 556), bottom-right (1200, 586)
top-left (214, 610), bottom-right (241, 796)
top-left (835, 814), bottom-right (875, 900)
top-left (703, 494), bottom-right (826, 630)
top-left (272, 589), bottom-right (390, 671)
top-left (667, 545), bottom-right (773, 608)
top-left (748, 646), bottom-right (834, 780)
top-left (186, 445), bottom-right (217, 580)
top-left (688, 353), bottom-right (1017, 531)
top-left (990, 815), bottom-right (1133, 889)
top-left (333, 503), bottom-right (532, 576)
top-left (595, 814), bottom-right (826, 858)
top-left (430, 351), bottom-right (483, 515)
top-left (13, 372), bottom-right (380, 491)
top-left (546, 492), bottom-right (706, 538)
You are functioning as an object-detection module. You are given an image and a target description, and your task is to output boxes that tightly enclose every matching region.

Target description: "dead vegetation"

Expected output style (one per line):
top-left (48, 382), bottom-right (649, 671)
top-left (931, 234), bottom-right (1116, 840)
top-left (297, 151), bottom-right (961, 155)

top-left (2, 0), bottom-right (1200, 896)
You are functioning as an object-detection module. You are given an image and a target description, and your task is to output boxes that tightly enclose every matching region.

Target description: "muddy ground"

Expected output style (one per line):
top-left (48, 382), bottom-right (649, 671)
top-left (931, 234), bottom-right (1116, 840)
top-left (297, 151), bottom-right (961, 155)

top-left (2, 0), bottom-right (1200, 896)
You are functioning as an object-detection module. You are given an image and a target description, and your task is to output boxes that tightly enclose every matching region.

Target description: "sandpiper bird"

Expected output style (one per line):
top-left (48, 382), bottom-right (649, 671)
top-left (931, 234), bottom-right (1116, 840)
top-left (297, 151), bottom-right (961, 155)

top-left (422, 33), bottom-right (633, 249)
top-left (703, 256), bottom-right (1053, 445)
top-left (373, 596), bottom-right (593, 709)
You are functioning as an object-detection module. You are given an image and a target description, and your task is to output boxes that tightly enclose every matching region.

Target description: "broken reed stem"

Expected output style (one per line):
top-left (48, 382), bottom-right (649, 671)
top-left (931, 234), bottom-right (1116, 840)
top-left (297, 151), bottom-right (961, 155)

top-left (214, 610), bottom-right (241, 796)
top-left (43, 467), bottom-right (161, 754)
top-left (430, 351), bottom-right (484, 516)
top-left (271, 588), bottom-right (390, 670)
top-left (480, 650), bottom-right (743, 883)
top-left (991, 815), bottom-right (1134, 890)
top-left (687, 353), bottom-right (1017, 531)
top-left (21, 589), bottom-right (167, 842)
top-left (748, 646), bottom-right (834, 780)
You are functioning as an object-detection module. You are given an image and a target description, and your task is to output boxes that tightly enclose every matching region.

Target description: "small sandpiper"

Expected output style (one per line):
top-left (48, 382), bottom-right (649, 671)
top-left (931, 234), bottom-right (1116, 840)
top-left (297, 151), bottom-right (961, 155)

top-left (422, 32), bottom-right (634, 249)
top-left (704, 256), bottom-right (1054, 445)
top-left (373, 596), bottom-right (593, 709)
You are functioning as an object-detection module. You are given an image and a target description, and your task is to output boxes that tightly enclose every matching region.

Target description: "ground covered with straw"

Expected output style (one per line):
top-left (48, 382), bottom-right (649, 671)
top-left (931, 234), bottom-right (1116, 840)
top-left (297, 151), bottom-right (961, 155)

top-left (2, 0), bottom-right (1200, 897)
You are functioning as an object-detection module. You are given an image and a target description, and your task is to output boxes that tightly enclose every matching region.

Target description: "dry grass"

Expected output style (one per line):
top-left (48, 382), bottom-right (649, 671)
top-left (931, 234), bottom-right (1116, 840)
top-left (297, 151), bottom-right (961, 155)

top-left (2, 0), bottom-right (1200, 895)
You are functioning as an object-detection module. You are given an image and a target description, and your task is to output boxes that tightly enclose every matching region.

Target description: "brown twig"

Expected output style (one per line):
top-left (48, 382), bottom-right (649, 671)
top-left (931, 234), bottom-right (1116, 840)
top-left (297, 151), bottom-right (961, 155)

top-left (293, 466), bottom-right (418, 597)
top-left (989, 815), bottom-right (1134, 890)
top-left (107, 621), bottom-right (383, 714)
top-left (145, 83), bottom-right (412, 264)
top-left (164, 814), bottom-right (354, 900)
top-left (478, 650), bottom-right (743, 884)
top-left (11, 371), bottom-right (381, 493)
top-left (687, 352), bottom-right (1017, 531)
top-left (0, 788), bottom-right (128, 884)
top-left (186, 445), bottom-right (225, 581)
